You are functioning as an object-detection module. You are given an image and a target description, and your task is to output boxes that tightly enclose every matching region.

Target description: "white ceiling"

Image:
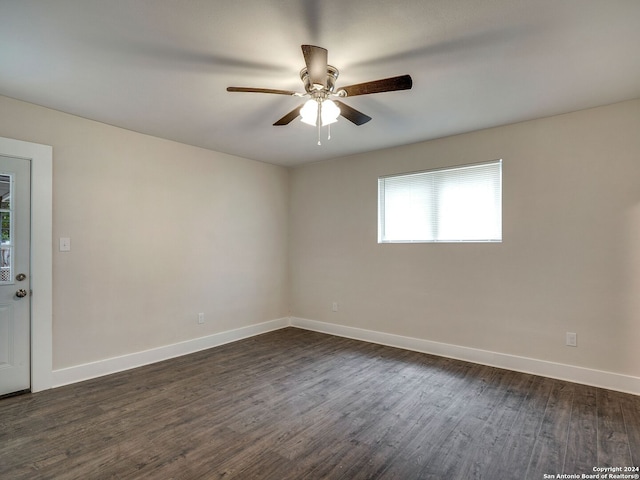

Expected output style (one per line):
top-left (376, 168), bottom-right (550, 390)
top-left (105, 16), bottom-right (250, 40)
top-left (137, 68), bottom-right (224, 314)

top-left (1, 1), bottom-right (639, 167)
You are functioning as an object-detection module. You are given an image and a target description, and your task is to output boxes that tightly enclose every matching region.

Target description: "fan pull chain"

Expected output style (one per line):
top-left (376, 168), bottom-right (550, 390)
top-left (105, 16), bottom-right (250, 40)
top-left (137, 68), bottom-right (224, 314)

top-left (317, 102), bottom-right (322, 145)
top-left (328, 124), bottom-right (331, 140)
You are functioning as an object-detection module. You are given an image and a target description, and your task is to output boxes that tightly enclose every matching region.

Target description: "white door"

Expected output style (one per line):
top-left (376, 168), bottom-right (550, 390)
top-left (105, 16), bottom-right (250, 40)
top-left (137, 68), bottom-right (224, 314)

top-left (0, 155), bottom-right (31, 396)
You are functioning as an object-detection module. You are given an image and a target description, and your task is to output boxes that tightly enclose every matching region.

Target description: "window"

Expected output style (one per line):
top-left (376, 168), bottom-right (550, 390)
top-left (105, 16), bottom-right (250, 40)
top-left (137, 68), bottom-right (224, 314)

top-left (378, 160), bottom-right (502, 243)
top-left (0, 174), bottom-right (12, 282)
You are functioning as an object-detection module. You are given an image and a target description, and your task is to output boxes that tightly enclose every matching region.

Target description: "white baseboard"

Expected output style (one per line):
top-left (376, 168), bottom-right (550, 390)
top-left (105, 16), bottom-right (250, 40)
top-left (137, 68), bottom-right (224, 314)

top-left (290, 317), bottom-right (640, 396)
top-left (52, 318), bottom-right (290, 388)
top-left (51, 316), bottom-right (640, 396)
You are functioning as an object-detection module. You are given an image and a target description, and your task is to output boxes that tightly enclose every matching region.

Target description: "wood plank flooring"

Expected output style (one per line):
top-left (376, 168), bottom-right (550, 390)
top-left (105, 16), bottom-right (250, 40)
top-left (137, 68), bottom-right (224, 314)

top-left (1, 327), bottom-right (639, 479)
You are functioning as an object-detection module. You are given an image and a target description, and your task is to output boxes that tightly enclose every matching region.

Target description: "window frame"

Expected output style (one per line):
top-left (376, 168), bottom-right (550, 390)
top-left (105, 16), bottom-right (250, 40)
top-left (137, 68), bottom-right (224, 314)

top-left (377, 159), bottom-right (502, 244)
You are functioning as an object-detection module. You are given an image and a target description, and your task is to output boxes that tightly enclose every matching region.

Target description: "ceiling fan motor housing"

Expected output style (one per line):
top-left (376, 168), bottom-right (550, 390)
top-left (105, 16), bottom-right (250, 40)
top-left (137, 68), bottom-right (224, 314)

top-left (300, 65), bottom-right (339, 97)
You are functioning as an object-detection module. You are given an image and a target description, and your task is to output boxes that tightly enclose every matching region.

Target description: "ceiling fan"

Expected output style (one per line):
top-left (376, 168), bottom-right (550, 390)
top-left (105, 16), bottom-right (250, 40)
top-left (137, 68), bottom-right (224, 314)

top-left (227, 45), bottom-right (412, 143)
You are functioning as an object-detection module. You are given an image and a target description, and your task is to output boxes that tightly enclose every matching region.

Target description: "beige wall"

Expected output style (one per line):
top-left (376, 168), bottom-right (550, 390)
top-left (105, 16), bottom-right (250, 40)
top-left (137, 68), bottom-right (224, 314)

top-left (0, 95), bottom-right (290, 370)
top-left (290, 99), bottom-right (640, 378)
top-left (2, 93), bottom-right (639, 381)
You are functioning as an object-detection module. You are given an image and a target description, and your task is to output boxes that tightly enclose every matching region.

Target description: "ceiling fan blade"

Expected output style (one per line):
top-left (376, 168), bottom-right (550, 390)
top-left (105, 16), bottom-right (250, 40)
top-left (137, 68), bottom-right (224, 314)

top-left (227, 87), bottom-right (299, 96)
top-left (273, 105), bottom-right (303, 126)
top-left (301, 45), bottom-right (328, 88)
top-left (334, 101), bottom-right (372, 126)
top-left (339, 74), bottom-right (413, 97)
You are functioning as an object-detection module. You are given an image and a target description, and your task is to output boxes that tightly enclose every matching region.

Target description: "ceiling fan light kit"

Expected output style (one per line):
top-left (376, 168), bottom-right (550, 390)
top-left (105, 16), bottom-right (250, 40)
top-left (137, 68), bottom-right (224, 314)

top-left (300, 99), bottom-right (340, 126)
top-left (227, 45), bottom-right (413, 145)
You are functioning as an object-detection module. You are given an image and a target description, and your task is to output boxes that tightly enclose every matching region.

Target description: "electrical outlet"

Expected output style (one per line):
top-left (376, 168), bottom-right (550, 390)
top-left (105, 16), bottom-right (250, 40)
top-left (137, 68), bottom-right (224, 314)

top-left (566, 332), bottom-right (577, 347)
top-left (332, 302), bottom-right (338, 312)
top-left (198, 313), bottom-right (205, 324)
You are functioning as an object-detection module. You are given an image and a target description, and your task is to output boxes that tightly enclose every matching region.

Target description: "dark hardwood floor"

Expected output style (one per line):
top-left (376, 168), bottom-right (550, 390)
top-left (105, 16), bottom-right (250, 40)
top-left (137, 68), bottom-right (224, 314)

top-left (1, 327), bottom-right (639, 479)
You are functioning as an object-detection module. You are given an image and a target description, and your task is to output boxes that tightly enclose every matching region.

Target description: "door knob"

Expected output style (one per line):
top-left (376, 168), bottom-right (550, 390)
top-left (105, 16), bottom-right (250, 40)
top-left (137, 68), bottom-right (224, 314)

top-left (16, 289), bottom-right (28, 298)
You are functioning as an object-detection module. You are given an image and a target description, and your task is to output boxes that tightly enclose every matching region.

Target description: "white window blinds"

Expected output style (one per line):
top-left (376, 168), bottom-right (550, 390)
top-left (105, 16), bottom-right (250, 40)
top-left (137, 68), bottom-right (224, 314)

top-left (378, 160), bottom-right (502, 243)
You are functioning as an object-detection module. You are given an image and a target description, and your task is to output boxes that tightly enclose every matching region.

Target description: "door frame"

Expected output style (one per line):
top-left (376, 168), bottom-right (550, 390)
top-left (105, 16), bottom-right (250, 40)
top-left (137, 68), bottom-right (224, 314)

top-left (0, 136), bottom-right (52, 392)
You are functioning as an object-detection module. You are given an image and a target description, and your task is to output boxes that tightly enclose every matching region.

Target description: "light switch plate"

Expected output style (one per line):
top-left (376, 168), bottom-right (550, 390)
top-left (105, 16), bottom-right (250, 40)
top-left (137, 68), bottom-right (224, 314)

top-left (59, 237), bottom-right (71, 252)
